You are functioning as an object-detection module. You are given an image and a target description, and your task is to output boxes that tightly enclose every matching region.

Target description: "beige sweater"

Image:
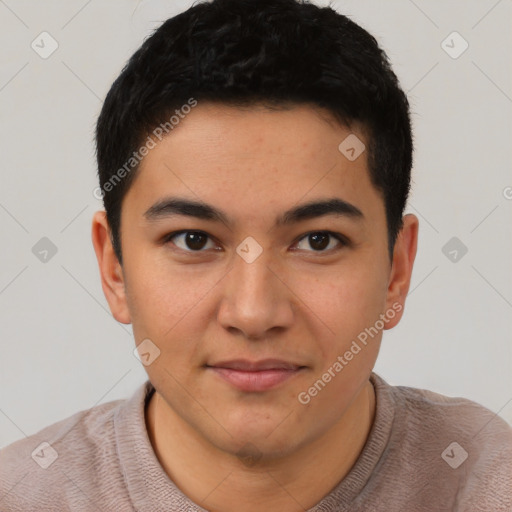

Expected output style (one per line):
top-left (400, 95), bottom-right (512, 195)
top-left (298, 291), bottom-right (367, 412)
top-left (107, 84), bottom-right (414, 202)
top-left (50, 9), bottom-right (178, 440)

top-left (1, 372), bottom-right (511, 511)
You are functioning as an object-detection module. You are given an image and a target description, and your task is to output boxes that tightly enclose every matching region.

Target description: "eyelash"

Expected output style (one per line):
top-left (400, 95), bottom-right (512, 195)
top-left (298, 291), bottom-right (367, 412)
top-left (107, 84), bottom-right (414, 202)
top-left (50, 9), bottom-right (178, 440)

top-left (162, 230), bottom-right (350, 255)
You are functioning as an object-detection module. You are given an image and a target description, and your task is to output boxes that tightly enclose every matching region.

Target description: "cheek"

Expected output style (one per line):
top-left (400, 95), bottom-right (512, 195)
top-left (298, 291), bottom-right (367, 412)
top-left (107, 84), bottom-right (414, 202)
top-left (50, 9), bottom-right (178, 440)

top-left (124, 259), bottom-right (224, 372)
top-left (293, 270), bottom-right (383, 419)
top-left (290, 263), bottom-right (387, 353)
top-left (125, 253), bottom-right (209, 330)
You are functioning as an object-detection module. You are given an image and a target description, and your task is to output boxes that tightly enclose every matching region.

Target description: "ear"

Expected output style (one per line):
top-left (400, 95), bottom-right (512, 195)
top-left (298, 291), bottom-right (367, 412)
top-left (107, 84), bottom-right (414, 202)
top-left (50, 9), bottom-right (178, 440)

top-left (91, 211), bottom-right (131, 324)
top-left (383, 213), bottom-right (419, 329)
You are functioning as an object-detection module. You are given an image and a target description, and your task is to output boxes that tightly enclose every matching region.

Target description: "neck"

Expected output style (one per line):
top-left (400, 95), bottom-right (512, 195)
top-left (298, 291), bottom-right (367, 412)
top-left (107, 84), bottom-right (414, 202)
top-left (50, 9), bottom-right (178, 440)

top-left (145, 379), bottom-right (375, 512)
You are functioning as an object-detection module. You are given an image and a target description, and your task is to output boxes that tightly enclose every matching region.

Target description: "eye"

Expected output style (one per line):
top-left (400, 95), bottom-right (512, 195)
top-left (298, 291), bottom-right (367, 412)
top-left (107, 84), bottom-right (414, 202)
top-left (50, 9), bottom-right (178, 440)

top-left (293, 231), bottom-right (347, 253)
top-left (163, 230), bottom-right (349, 254)
top-left (164, 230), bottom-right (217, 252)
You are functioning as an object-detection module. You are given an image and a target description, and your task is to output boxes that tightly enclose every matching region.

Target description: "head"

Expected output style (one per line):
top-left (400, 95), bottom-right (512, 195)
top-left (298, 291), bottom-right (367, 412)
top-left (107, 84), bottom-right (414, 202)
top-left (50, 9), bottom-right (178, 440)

top-left (92, 0), bottom-right (418, 461)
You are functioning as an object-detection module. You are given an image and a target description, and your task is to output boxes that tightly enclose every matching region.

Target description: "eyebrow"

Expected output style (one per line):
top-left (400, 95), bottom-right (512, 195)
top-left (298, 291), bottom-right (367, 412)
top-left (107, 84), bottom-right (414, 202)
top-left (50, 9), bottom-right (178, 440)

top-left (144, 196), bottom-right (364, 227)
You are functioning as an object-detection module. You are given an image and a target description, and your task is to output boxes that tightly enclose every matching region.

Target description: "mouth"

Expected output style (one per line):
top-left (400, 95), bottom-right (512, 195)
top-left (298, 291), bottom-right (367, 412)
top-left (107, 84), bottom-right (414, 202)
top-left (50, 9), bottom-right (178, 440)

top-left (205, 359), bottom-right (307, 392)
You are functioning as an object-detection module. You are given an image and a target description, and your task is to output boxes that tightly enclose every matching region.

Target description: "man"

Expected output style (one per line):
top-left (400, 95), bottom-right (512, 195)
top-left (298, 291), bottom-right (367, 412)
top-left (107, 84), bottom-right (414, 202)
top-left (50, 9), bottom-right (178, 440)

top-left (1, 0), bottom-right (511, 510)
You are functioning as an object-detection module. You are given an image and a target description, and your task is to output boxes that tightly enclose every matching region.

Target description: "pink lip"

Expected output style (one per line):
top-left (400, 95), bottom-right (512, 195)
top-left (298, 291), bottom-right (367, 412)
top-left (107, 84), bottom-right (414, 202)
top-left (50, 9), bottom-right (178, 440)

top-left (206, 359), bottom-right (305, 392)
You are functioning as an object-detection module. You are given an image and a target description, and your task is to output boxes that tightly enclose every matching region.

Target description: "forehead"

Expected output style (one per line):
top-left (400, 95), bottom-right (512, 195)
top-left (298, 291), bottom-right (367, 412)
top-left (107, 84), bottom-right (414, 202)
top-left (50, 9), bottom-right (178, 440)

top-left (123, 103), bottom-right (385, 228)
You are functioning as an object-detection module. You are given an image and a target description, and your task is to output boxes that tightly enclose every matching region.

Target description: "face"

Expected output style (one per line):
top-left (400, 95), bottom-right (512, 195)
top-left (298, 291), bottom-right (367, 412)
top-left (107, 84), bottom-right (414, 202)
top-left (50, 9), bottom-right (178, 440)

top-left (96, 102), bottom-right (414, 459)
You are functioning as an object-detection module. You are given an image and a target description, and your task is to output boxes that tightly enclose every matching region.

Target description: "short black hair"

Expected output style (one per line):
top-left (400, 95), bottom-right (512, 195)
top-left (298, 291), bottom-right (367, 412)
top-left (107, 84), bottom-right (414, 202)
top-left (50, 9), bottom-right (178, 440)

top-left (95, 0), bottom-right (413, 265)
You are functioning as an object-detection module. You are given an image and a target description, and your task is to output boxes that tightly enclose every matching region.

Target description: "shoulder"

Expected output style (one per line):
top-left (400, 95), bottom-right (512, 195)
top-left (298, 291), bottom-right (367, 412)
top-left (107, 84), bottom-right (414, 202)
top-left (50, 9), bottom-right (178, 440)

top-left (390, 380), bottom-right (512, 447)
top-left (376, 375), bottom-right (512, 509)
top-left (0, 395), bottom-right (128, 511)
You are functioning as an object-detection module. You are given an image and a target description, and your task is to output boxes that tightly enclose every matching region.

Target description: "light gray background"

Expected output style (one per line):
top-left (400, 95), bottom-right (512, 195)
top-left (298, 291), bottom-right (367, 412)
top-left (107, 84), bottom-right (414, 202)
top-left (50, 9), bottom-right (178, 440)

top-left (1, 0), bottom-right (511, 449)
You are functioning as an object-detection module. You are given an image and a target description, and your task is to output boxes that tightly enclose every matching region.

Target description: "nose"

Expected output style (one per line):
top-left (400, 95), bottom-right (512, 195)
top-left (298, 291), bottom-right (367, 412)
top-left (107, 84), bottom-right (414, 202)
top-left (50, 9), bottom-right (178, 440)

top-left (217, 245), bottom-right (294, 341)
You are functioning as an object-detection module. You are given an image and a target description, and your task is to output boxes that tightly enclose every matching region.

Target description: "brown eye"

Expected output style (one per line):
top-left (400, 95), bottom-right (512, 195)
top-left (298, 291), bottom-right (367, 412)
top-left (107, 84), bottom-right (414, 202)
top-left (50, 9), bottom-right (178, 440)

top-left (165, 231), bottom-right (216, 252)
top-left (295, 231), bottom-right (346, 252)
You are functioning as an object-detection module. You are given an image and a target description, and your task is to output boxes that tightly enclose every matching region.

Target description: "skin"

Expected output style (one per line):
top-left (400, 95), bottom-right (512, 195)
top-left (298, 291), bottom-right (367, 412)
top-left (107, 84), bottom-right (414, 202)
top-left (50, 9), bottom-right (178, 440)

top-left (92, 102), bottom-right (418, 512)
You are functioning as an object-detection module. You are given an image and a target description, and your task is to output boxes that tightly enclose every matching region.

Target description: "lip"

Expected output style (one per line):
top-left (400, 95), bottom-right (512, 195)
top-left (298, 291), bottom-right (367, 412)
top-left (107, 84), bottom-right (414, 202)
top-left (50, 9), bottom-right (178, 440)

top-left (208, 359), bottom-right (302, 371)
top-left (206, 359), bottom-right (306, 392)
